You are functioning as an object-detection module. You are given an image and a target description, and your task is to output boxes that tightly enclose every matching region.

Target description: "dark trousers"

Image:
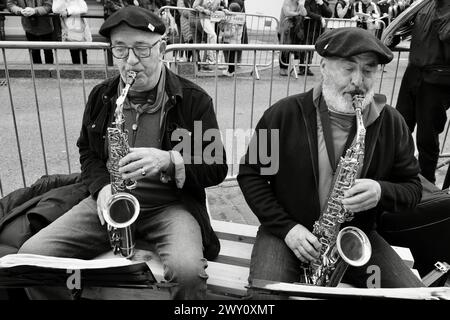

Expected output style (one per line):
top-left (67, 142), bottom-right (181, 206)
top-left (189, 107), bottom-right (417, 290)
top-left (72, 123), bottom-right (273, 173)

top-left (277, 32), bottom-right (300, 70)
top-left (70, 49), bottom-right (88, 64)
top-left (397, 64), bottom-right (450, 184)
top-left (223, 50), bottom-right (237, 73)
top-left (25, 32), bottom-right (54, 64)
top-left (247, 226), bottom-right (423, 299)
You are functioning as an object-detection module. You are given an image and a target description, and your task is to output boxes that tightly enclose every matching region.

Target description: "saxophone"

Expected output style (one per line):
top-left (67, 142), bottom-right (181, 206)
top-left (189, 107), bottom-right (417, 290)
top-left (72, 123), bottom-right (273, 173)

top-left (304, 94), bottom-right (372, 286)
top-left (103, 71), bottom-right (140, 259)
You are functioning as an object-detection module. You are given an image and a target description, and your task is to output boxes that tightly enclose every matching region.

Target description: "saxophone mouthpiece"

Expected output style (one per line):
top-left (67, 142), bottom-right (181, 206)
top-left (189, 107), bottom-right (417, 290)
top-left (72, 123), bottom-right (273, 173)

top-left (348, 89), bottom-right (364, 98)
top-left (126, 71), bottom-right (137, 86)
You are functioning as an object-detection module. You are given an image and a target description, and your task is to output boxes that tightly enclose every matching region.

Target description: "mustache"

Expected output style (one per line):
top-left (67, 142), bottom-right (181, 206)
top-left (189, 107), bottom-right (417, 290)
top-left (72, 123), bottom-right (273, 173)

top-left (344, 88), bottom-right (365, 97)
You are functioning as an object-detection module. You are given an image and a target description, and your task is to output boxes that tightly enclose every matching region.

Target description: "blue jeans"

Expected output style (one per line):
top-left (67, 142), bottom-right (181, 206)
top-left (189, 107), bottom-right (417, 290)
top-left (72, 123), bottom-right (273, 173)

top-left (19, 196), bottom-right (208, 300)
top-left (247, 226), bottom-right (424, 299)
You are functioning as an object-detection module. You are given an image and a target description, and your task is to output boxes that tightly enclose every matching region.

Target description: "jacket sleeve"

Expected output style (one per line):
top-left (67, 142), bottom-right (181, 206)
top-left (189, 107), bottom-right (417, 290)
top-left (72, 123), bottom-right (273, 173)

top-left (76, 85), bottom-right (110, 199)
top-left (436, 0), bottom-right (450, 42)
top-left (193, 0), bottom-right (204, 11)
top-left (305, 1), bottom-right (332, 20)
top-left (67, 0), bottom-right (88, 16)
top-left (34, 0), bottom-right (52, 15)
top-left (237, 112), bottom-right (298, 241)
top-left (377, 113), bottom-right (422, 213)
top-left (7, 0), bottom-right (23, 14)
top-left (176, 93), bottom-right (228, 189)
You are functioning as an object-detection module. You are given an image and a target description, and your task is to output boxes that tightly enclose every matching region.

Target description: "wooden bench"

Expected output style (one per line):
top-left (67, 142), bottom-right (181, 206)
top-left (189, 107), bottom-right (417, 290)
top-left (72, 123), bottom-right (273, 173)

top-left (81, 219), bottom-right (417, 300)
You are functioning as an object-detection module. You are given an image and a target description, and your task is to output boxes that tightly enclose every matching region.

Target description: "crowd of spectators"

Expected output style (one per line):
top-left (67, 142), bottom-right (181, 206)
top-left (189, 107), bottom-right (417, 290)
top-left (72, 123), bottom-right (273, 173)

top-left (0, 0), bottom-right (412, 69)
top-left (278, 0), bottom-right (413, 76)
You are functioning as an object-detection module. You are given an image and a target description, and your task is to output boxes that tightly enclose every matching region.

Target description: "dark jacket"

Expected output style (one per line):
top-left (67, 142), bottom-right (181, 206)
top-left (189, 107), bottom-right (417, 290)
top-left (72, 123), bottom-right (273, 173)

top-left (77, 66), bottom-right (228, 259)
top-left (304, 0), bottom-right (332, 43)
top-left (237, 89), bottom-right (422, 240)
top-left (410, 0), bottom-right (450, 67)
top-left (7, 0), bottom-right (53, 35)
top-left (0, 174), bottom-right (89, 257)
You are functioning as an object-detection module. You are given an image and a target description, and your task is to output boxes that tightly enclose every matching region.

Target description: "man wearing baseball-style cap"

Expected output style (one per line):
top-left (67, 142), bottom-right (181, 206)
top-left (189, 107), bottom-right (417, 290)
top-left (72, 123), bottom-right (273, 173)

top-left (19, 6), bottom-right (228, 300)
top-left (238, 27), bottom-right (424, 298)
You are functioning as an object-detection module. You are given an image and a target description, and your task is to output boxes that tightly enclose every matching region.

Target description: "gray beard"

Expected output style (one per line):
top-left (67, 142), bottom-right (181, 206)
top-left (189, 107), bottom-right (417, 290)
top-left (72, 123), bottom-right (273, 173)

top-left (322, 79), bottom-right (375, 114)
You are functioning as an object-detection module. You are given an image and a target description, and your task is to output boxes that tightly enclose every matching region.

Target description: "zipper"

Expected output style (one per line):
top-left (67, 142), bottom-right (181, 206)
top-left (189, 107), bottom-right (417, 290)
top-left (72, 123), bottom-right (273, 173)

top-left (160, 96), bottom-right (175, 146)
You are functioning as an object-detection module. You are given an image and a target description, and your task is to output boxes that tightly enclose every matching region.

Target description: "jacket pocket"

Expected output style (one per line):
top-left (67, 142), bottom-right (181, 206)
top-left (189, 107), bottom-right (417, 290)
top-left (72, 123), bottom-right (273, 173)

top-left (423, 65), bottom-right (450, 85)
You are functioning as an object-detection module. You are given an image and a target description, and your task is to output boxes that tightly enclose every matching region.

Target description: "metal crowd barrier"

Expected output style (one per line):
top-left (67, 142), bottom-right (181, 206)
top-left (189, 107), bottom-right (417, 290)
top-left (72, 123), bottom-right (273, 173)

top-left (157, 6), bottom-right (279, 77)
top-left (279, 16), bottom-right (387, 79)
top-left (0, 41), bottom-right (448, 197)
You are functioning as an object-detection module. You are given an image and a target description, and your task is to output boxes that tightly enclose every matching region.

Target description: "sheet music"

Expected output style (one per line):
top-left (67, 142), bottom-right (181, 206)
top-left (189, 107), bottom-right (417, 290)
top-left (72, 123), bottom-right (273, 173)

top-left (0, 254), bottom-right (138, 270)
top-left (251, 279), bottom-right (450, 300)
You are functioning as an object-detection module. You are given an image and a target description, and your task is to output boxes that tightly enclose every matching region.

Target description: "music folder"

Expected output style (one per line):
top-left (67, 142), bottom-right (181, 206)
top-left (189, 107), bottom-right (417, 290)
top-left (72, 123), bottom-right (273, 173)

top-left (0, 253), bottom-right (157, 289)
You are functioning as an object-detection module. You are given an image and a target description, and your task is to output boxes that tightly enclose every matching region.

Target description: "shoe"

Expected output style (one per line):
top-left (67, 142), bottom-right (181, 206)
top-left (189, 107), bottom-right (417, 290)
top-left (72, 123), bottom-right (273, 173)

top-left (222, 70), bottom-right (235, 77)
top-left (279, 69), bottom-right (288, 76)
top-left (306, 68), bottom-right (314, 76)
top-left (298, 67), bottom-right (305, 76)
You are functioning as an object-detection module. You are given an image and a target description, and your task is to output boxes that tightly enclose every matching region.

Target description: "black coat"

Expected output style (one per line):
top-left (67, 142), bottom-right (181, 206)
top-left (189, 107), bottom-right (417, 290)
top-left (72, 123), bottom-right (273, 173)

top-left (238, 89), bottom-right (422, 240)
top-left (0, 173), bottom-right (89, 257)
top-left (77, 66), bottom-right (228, 259)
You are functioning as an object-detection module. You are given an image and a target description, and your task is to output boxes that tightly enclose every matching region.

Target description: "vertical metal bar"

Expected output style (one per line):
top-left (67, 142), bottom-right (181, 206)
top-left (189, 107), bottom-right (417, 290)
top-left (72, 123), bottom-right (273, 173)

top-left (232, 53), bottom-right (238, 176)
top-left (269, 50), bottom-right (274, 107)
top-left (287, 53), bottom-right (292, 97)
top-left (303, 50), bottom-right (309, 93)
top-left (28, 49), bottom-right (48, 176)
top-left (54, 49), bottom-right (72, 173)
top-left (260, 17), bottom-right (268, 66)
top-left (2, 48), bottom-right (26, 188)
top-left (250, 49), bottom-right (257, 130)
top-left (379, 64), bottom-right (385, 94)
top-left (390, 51), bottom-right (401, 107)
top-left (0, 176), bottom-right (3, 198)
top-left (214, 49), bottom-right (218, 114)
top-left (441, 120), bottom-right (450, 155)
top-left (103, 49), bottom-right (109, 79)
top-left (80, 49), bottom-right (87, 106)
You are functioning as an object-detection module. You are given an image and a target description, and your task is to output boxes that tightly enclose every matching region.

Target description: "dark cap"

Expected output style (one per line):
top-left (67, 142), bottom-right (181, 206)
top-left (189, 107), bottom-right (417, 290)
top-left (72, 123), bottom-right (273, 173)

top-left (99, 6), bottom-right (166, 39)
top-left (315, 27), bottom-right (393, 64)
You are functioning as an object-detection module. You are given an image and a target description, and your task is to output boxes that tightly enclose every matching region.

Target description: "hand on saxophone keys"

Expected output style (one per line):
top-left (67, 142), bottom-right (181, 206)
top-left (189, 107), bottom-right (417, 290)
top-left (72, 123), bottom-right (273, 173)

top-left (118, 147), bottom-right (171, 181)
top-left (341, 178), bottom-right (382, 213)
top-left (284, 224), bottom-right (322, 263)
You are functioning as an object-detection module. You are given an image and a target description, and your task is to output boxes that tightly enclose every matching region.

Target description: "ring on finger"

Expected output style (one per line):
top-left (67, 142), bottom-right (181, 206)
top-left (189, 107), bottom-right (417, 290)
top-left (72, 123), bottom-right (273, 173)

top-left (141, 167), bottom-right (146, 176)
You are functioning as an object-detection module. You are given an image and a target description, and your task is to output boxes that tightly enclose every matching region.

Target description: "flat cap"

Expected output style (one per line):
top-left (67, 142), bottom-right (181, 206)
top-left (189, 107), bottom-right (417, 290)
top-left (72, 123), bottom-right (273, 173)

top-left (315, 27), bottom-right (393, 64)
top-left (99, 6), bottom-right (166, 39)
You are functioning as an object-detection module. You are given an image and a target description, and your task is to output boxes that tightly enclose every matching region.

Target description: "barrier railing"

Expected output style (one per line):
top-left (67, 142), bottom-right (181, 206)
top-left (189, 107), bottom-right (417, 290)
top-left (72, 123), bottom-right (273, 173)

top-left (158, 6), bottom-right (279, 77)
top-left (0, 11), bottom-right (104, 42)
top-left (279, 16), bottom-right (386, 79)
top-left (0, 41), bottom-right (448, 197)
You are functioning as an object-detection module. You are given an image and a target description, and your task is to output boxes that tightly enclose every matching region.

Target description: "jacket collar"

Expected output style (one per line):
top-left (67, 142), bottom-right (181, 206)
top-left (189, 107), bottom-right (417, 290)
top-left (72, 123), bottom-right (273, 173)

top-left (297, 86), bottom-right (386, 186)
top-left (101, 65), bottom-right (183, 106)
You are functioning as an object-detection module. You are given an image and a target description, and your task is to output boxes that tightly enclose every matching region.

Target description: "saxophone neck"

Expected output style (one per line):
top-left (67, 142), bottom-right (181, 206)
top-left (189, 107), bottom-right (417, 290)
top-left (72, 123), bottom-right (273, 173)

top-left (114, 71), bottom-right (138, 125)
top-left (352, 94), bottom-right (366, 133)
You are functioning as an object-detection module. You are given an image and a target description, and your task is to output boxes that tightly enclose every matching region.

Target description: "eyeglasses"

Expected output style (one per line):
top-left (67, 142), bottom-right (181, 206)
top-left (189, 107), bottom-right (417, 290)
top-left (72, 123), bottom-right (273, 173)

top-left (110, 39), bottom-right (161, 59)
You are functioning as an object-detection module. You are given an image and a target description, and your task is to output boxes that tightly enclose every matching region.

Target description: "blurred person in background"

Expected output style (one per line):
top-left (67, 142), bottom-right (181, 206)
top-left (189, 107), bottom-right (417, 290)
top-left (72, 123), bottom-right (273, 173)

top-left (278, 0), bottom-right (307, 76)
top-left (52, 0), bottom-right (92, 64)
top-left (300, 0), bottom-right (332, 76)
top-left (7, 0), bottom-right (54, 64)
top-left (396, 0), bottom-right (450, 186)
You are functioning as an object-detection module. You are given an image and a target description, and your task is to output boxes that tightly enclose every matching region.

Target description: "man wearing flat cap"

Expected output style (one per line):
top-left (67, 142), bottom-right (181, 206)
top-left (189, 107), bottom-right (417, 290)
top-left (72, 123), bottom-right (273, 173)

top-left (19, 6), bottom-right (228, 300)
top-left (238, 27), bottom-right (423, 298)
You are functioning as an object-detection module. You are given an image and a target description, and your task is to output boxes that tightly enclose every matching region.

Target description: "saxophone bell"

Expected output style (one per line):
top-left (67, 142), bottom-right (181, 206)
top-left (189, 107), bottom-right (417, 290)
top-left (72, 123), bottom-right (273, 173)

top-left (104, 192), bottom-right (140, 258)
top-left (336, 226), bottom-right (372, 267)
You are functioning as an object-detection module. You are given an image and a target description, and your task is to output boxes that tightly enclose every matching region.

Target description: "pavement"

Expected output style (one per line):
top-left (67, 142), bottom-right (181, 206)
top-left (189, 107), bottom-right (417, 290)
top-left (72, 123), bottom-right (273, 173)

top-left (0, 39), bottom-right (449, 223)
